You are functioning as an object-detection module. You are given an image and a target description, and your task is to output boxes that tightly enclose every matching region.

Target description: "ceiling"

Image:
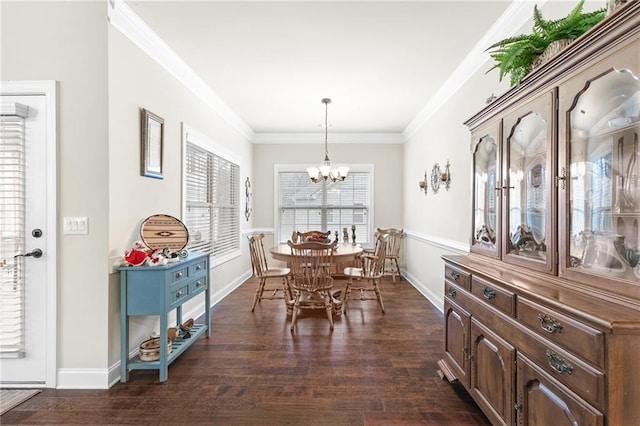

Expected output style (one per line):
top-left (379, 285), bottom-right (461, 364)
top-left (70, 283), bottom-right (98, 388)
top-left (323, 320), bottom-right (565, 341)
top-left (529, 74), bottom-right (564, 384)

top-left (123, 1), bottom-right (519, 141)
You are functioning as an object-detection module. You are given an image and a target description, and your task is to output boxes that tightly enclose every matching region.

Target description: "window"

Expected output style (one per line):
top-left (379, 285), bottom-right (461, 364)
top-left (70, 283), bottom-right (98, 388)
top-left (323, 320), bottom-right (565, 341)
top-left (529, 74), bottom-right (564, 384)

top-left (183, 128), bottom-right (240, 266)
top-left (276, 164), bottom-right (373, 246)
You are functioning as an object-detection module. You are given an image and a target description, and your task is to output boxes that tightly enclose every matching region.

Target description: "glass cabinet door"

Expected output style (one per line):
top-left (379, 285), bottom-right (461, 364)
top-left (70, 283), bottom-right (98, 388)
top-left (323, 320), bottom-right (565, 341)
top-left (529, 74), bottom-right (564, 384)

top-left (502, 91), bottom-right (556, 274)
top-left (563, 68), bottom-right (640, 287)
top-left (471, 121), bottom-right (501, 259)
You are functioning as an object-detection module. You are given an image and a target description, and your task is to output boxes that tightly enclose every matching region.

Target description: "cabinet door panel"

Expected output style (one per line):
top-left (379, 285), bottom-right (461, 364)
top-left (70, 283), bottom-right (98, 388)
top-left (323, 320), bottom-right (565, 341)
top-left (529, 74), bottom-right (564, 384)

top-left (516, 353), bottom-right (603, 426)
top-left (471, 120), bottom-right (502, 259)
top-left (502, 90), bottom-right (557, 275)
top-left (470, 318), bottom-right (515, 426)
top-left (444, 299), bottom-right (470, 387)
top-left (558, 41), bottom-right (640, 300)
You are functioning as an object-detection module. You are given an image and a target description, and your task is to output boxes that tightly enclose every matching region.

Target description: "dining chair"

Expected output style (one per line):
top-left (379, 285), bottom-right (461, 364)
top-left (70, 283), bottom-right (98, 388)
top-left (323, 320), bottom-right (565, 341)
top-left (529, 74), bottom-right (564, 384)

top-left (292, 230), bottom-right (331, 243)
top-left (376, 227), bottom-right (404, 283)
top-left (286, 239), bottom-right (337, 332)
top-left (247, 233), bottom-right (291, 312)
top-left (342, 233), bottom-right (388, 314)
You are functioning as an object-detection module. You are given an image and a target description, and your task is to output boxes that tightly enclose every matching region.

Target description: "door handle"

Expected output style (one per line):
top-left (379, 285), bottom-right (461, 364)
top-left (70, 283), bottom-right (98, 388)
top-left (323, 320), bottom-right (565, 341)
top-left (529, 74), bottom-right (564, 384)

top-left (14, 248), bottom-right (43, 259)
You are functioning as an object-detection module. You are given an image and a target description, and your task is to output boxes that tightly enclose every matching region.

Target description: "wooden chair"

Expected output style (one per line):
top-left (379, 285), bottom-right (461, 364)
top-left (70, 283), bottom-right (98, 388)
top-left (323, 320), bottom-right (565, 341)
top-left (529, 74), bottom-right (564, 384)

top-left (376, 227), bottom-right (403, 283)
top-left (292, 230), bottom-right (331, 243)
top-left (342, 233), bottom-right (388, 314)
top-left (247, 233), bottom-right (291, 312)
top-left (286, 239), bottom-right (337, 332)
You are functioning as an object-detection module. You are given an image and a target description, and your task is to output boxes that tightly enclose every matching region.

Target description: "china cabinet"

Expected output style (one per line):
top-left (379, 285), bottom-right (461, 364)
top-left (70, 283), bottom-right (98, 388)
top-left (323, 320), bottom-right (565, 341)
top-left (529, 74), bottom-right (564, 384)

top-left (439, 4), bottom-right (640, 425)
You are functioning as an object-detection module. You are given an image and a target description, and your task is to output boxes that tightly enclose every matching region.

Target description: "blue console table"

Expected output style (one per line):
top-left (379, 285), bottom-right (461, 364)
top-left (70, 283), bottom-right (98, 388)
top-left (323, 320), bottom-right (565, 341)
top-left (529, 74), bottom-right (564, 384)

top-left (119, 252), bottom-right (210, 383)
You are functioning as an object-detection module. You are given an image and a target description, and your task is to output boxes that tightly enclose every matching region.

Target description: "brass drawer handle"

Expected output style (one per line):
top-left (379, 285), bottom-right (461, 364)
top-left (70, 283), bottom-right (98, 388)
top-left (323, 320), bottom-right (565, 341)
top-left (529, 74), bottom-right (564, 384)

top-left (450, 271), bottom-right (460, 281)
top-left (447, 287), bottom-right (457, 297)
top-left (482, 286), bottom-right (496, 300)
top-left (175, 271), bottom-right (183, 279)
top-left (545, 350), bottom-right (573, 374)
top-left (195, 280), bottom-right (203, 288)
top-left (538, 314), bottom-right (563, 334)
top-left (175, 290), bottom-right (183, 298)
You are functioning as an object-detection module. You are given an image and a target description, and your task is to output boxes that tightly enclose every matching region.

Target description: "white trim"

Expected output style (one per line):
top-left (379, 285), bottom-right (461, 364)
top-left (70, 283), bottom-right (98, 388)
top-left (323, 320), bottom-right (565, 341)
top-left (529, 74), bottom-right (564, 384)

top-left (403, 229), bottom-right (469, 255)
top-left (0, 80), bottom-right (58, 389)
top-left (403, 0), bottom-right (545, 139)
top-left (252, 132), bottom-right (404, 145)
top-left (108, 0), bottom-right (254, 140)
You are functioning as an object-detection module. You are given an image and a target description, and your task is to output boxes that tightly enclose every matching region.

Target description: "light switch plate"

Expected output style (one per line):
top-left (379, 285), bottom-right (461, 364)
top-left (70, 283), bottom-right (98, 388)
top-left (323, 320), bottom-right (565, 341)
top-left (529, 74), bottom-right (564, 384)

top-left (63, 217), bottom-right (88, 235)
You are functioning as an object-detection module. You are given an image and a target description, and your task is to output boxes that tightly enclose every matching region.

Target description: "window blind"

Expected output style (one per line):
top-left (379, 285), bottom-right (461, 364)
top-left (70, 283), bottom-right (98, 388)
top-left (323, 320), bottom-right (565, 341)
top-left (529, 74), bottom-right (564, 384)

top-left (0, 116), bottom-right (26, 357)
top-left (184, 142), bottom-right (239, 263)
top-left (278, 170), bottom-right (371, 244)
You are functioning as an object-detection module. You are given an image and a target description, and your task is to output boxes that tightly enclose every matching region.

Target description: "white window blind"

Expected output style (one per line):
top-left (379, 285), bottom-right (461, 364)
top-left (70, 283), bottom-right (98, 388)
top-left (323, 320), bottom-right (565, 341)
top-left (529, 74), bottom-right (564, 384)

top-left (277, 168), bottom-right (372, 245)
top-left (184, 142), bottom-right (239, 264)
top-left (0, 115), bottom-right (26, 357)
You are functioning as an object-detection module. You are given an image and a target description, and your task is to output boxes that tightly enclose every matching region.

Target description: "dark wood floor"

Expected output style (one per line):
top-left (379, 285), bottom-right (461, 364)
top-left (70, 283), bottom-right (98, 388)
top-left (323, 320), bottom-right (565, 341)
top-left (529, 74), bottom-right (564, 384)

top-left (2, 276), bottom-right (489, 425)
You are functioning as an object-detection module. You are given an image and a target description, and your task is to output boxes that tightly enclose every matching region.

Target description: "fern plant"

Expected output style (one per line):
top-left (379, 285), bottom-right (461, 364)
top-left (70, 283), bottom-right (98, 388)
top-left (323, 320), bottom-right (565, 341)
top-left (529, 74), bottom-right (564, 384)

top-left (486, 0), bottom-right (606, 86)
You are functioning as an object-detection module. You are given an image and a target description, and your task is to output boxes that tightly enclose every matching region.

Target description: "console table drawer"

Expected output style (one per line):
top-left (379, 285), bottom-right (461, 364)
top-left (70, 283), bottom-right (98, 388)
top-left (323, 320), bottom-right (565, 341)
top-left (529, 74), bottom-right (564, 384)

top-left (169, 284), bottom-right (190, 309)
top-left (190, 259), bottom-right (207, 276)
top-left (445, 264), bottom-right (470, 290)
top-left (190, 276), bottom-right (208, 295)
top-left (471, 276), bottom-right (515, 317)
top-left (517, 298), bottom-right (605, 368)
top-left (170, 266), bottom-right (189, 284)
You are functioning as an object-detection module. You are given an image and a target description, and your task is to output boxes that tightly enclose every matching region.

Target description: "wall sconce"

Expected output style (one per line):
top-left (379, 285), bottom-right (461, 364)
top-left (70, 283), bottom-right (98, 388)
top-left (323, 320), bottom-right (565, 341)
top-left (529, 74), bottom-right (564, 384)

top-left (418, 171), bottom-right (427, 195)
top-left (442, 160), bottom-right (451, 191)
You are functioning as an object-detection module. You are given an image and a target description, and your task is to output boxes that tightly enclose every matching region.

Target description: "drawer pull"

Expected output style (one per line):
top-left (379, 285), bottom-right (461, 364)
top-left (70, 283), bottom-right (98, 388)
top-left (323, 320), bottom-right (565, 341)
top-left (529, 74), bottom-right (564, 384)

top-left (482, 286), bottom-right (496, 300)
top-left (175, 271), bottom-right (183, 279)
top-left (195, 280), bottom-right (203, 288)
top-left (195, 265), bottom-right (202, 271)
top-left (545, 350), bottom-right (573, 374)
top-left (447, 287), bottom-right (457, 297)
top-left (175, 290), bottom-right (183, 298)
top-left (450, 271), bottom-right (460, 281)
top-left (538, 314), bottom-right (563, 334)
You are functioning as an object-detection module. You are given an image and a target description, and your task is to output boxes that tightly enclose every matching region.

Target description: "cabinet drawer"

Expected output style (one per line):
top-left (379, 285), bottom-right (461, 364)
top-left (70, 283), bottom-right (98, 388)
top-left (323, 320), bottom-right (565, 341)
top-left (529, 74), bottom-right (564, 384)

top-left (517, 298), bottom-right (605, 368)
top-left (444, 281), bottom-right (475, 314)
top-left (169, 284), bottom-right (190, 308)
top-left (169, 266), bottom-right (189, 284)
top-left (519, 333), bottom-right (605, 409)
top-left (190, 259), bottom-right (207, 276)
top-left (471, 276), bottom-right (515, 317)
top-left (444, 264), bottom-right (470, 290)
top-left (190, 276), bottom-right (208, 295)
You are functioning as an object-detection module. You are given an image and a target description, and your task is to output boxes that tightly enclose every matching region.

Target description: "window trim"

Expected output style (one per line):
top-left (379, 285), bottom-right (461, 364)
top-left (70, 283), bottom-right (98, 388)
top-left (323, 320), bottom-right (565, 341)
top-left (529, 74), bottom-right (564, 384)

top-left (273, 163), bottom-right (375, 247)
top-left (181, 124), bottom-right (241, 268)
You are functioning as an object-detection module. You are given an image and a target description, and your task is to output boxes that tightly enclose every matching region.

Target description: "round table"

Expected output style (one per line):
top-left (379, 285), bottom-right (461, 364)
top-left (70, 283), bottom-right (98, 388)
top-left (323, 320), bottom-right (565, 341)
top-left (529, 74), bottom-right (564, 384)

top-left (269, 242), bottom-right (363, 264)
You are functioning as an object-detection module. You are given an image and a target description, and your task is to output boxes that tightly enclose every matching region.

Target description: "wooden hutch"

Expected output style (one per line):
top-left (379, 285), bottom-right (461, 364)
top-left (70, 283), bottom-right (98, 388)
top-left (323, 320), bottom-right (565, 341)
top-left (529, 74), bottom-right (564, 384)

top-left (439, 4), bottom-right (640, 425)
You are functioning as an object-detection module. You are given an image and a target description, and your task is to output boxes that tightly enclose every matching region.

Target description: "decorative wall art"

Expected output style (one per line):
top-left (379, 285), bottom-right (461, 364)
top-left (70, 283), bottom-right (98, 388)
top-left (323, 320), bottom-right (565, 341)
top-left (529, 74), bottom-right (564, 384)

top-left (141, 108), bottom-right (164, 179)
top-left (244, 177), bottom-right (252, 221)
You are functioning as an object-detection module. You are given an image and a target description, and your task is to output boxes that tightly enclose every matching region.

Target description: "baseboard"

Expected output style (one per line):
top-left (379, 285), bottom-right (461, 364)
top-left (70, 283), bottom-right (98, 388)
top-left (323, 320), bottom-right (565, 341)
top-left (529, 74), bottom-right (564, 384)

top-left (402, 269), bottom-right (444, 313)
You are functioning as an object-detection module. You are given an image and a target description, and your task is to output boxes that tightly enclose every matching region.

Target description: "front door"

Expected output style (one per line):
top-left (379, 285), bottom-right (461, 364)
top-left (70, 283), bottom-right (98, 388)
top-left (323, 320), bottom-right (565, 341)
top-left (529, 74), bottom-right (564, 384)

top-left (0, 81), bottom-right (57, 387)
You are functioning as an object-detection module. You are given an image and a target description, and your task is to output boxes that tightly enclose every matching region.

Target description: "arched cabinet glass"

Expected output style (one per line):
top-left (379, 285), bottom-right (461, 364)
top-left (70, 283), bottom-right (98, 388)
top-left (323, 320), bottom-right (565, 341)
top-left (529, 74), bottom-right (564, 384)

top-left (502, 91), bottom-right (556, 274)
top-left (471, 121), bottom-right (501, 258)
top-left (562, 68), bottom-right (640, 290)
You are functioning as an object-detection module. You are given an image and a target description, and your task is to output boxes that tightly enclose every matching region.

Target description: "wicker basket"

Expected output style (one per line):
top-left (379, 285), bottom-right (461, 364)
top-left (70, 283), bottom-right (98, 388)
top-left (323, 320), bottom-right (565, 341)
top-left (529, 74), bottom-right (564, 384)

top-left (530, 39), bottom-right (572, 71)
top-left (139, 337), bottom-right (172, 362)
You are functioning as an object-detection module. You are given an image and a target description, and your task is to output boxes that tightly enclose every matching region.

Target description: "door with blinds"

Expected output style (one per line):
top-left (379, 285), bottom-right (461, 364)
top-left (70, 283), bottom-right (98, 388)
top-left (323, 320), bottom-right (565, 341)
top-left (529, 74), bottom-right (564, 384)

top-left (0, 84), bottom-right (56, 387)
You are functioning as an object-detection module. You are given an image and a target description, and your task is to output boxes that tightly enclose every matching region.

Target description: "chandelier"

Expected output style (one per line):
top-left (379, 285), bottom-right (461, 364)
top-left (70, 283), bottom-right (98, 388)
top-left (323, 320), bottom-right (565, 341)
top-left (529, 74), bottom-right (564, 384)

top-left (307, 98), bottom-right (349, 183)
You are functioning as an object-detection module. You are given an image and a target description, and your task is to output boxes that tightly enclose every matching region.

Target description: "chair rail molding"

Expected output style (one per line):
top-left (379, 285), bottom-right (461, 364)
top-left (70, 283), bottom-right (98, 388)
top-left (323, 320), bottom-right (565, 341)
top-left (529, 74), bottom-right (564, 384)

top-left (403, 229), bottom-right (469, 254)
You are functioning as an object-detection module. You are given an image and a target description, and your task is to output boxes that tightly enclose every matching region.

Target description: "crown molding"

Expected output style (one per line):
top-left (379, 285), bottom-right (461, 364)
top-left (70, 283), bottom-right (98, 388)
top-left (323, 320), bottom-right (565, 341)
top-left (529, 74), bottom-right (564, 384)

top-left (403, 0), bottom-right (545, 140)
top-left (251, 132), bottom-right (404, 144)
top-left (108, 0), bottom-right (255, 140)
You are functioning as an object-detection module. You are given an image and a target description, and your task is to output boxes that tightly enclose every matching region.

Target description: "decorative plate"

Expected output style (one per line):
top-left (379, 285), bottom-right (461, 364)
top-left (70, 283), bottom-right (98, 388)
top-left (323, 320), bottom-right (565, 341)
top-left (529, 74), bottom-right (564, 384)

top-left (140, 214), bottom-right (189, 253)
top-left (430, 163), bottom-right (441, 194)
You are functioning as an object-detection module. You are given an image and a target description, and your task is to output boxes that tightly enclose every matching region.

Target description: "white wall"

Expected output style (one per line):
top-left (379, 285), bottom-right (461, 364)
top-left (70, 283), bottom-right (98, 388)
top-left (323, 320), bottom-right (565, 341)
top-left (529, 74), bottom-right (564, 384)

top-left (252, 142), bottom-right (404, 250)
